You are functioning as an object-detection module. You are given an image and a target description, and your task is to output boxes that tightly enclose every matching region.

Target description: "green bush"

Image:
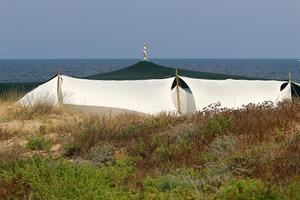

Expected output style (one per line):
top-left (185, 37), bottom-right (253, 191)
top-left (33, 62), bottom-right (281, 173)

top-left (154, 145), bottom-right (170, 162)
top-left (125, 124), bottom-right (137, 134)
top-left (207, 115), bottom-right (232, 136)
top-left (0, 156), bottom-right (136, 199)
top-left (26, 135), bottom-right (53, 151)
top-left (216, 179), bottom-right (283, 200)
top-left (134, 138), bottom-right (148, 156)
top-left (145, 175), bottom-right (194, 192)
top-left (144, 175), bottom-right (201, 199)
top-left (150, 118), bottom-right (166, 128)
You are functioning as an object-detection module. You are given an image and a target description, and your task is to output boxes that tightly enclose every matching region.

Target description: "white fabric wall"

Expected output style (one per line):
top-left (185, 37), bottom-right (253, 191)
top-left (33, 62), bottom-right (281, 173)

top-left (18, 76), bottom-right (59, 105)
top-left (18, 74), bottom-right (293, 115)
top-left (60, 75), bottom-right (176, 115)
top-left (171, 87), bottom-right (196, 114)
top-left (180, 76), bottom-right (292, 111)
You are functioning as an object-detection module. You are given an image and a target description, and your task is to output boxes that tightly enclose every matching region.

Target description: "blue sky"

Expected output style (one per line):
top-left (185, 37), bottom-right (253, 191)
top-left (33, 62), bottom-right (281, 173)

top-left (0, 0), bottom-right (299, 59)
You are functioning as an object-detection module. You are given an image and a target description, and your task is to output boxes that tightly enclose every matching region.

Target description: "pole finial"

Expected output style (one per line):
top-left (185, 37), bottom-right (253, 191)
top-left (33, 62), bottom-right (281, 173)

top-left (143, 43), bottom-right (148, 61)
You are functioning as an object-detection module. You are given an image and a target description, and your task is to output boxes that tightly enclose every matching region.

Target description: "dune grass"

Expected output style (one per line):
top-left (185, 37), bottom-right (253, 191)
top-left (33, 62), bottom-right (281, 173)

top-left (0, 89), bottom-right (65, 121)
top-left (0, 91), bottom-right (300, 199)
top-left (0, 89), bottom-right (24, 103)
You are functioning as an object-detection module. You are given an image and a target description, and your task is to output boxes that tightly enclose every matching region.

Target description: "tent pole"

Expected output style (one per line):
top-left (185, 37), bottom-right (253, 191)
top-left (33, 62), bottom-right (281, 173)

top-left (176, 68), bottom-right (182, 114)
top-left (57, 73), bottom-right (63, 106)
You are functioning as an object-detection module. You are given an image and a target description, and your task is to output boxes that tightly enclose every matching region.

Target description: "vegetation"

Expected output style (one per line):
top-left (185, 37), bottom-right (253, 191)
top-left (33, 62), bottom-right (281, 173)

top-left (26, 135), bottom-right (53, 151)
top-left (0, 92), bottom-right (300, 199)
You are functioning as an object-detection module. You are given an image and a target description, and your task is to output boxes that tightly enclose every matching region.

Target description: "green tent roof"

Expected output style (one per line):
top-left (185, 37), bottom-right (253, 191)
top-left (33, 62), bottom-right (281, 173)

top-left (86, 60), bottom-right (253, 80)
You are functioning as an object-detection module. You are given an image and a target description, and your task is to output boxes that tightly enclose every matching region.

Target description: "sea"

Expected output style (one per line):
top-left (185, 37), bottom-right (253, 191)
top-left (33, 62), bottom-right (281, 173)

top-left (0, 59), bottom-right (299, 83)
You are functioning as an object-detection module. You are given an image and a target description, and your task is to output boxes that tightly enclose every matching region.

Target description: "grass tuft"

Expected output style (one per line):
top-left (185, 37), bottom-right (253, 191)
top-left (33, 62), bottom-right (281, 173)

top-left (26, 135), bottom-right (53, 151)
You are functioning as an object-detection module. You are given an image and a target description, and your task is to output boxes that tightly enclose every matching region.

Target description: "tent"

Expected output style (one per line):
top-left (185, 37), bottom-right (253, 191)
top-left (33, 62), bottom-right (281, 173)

top-left (18, 72), bottom-right (293, 115)
top-left (14, 43), bottom-right (298, 115)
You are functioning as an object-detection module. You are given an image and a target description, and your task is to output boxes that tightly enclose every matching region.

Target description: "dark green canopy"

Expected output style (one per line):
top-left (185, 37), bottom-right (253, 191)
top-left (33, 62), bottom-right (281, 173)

top-left (86, 60), bottom-right (253, 80)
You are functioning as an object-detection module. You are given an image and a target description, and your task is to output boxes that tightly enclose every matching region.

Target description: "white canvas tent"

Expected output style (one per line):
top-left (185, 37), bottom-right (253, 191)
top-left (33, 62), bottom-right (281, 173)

top-left (19, 75), bottom-right (177, 115)
top-left (19, 74), bottom-right (293, 115)
top-left (180, 76), bottom-right (292, 111)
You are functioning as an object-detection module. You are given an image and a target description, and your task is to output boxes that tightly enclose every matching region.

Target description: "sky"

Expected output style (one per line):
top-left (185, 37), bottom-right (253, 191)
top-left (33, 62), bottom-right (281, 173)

top-left (0, 0), bottom-right (299, 59)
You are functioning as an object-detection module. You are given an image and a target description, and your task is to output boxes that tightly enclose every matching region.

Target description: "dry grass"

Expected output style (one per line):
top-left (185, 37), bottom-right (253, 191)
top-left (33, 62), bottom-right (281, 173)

top-left (0, 92), bottom-right (300, 193)
top-left (0, 142), bottom-right (24, 167)
top-left (9, 102), bottom-right (64, 120)
top-left (0, 126), bottom-right (13, 141)
top-left (0, 91), bottom-right (73, 162)
top-left (0, 89), bottom-right (24, 103)
top-left (0, 90), bottom-right (66, 121)
top-left (51, 100), bottom-right (300, 184)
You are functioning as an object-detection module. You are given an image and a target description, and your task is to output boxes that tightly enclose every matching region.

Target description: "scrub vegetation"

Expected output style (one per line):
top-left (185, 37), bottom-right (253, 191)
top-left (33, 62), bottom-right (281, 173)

top-left (0, 91), bottom-right (300, 199)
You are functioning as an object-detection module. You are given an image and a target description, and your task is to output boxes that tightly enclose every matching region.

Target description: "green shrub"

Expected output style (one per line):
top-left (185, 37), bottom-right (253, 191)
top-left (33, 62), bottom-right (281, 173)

top-left (144, 175), bottom-right (201, 199)
top-left (134, 138), bottom-right (148, 156)
top-left (207, 115), bottom-right (232, 136)
top-left (125, 124), bottom-right (137, 134)
top-left (216, 179), bottom-right (283, 200)
top-left (150, 118), bottom-right (165, 128)
top-left (154, 145), bottom-right (170, 162)
top-left (145, 175), bottom-right (194, 192)
top-left (0, 156), bottom-right (136, 199)
top-left (26, 135), bottom-right (53, 151)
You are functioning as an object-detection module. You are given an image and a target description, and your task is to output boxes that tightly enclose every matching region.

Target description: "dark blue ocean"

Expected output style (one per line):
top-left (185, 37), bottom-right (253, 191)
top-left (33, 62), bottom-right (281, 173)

top-left (0, 59), bottom-right (299, 83)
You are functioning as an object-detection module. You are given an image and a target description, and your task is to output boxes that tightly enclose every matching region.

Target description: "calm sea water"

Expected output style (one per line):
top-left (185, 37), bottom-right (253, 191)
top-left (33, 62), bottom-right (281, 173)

top-left (0, 59), bottom-right (299, 83)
